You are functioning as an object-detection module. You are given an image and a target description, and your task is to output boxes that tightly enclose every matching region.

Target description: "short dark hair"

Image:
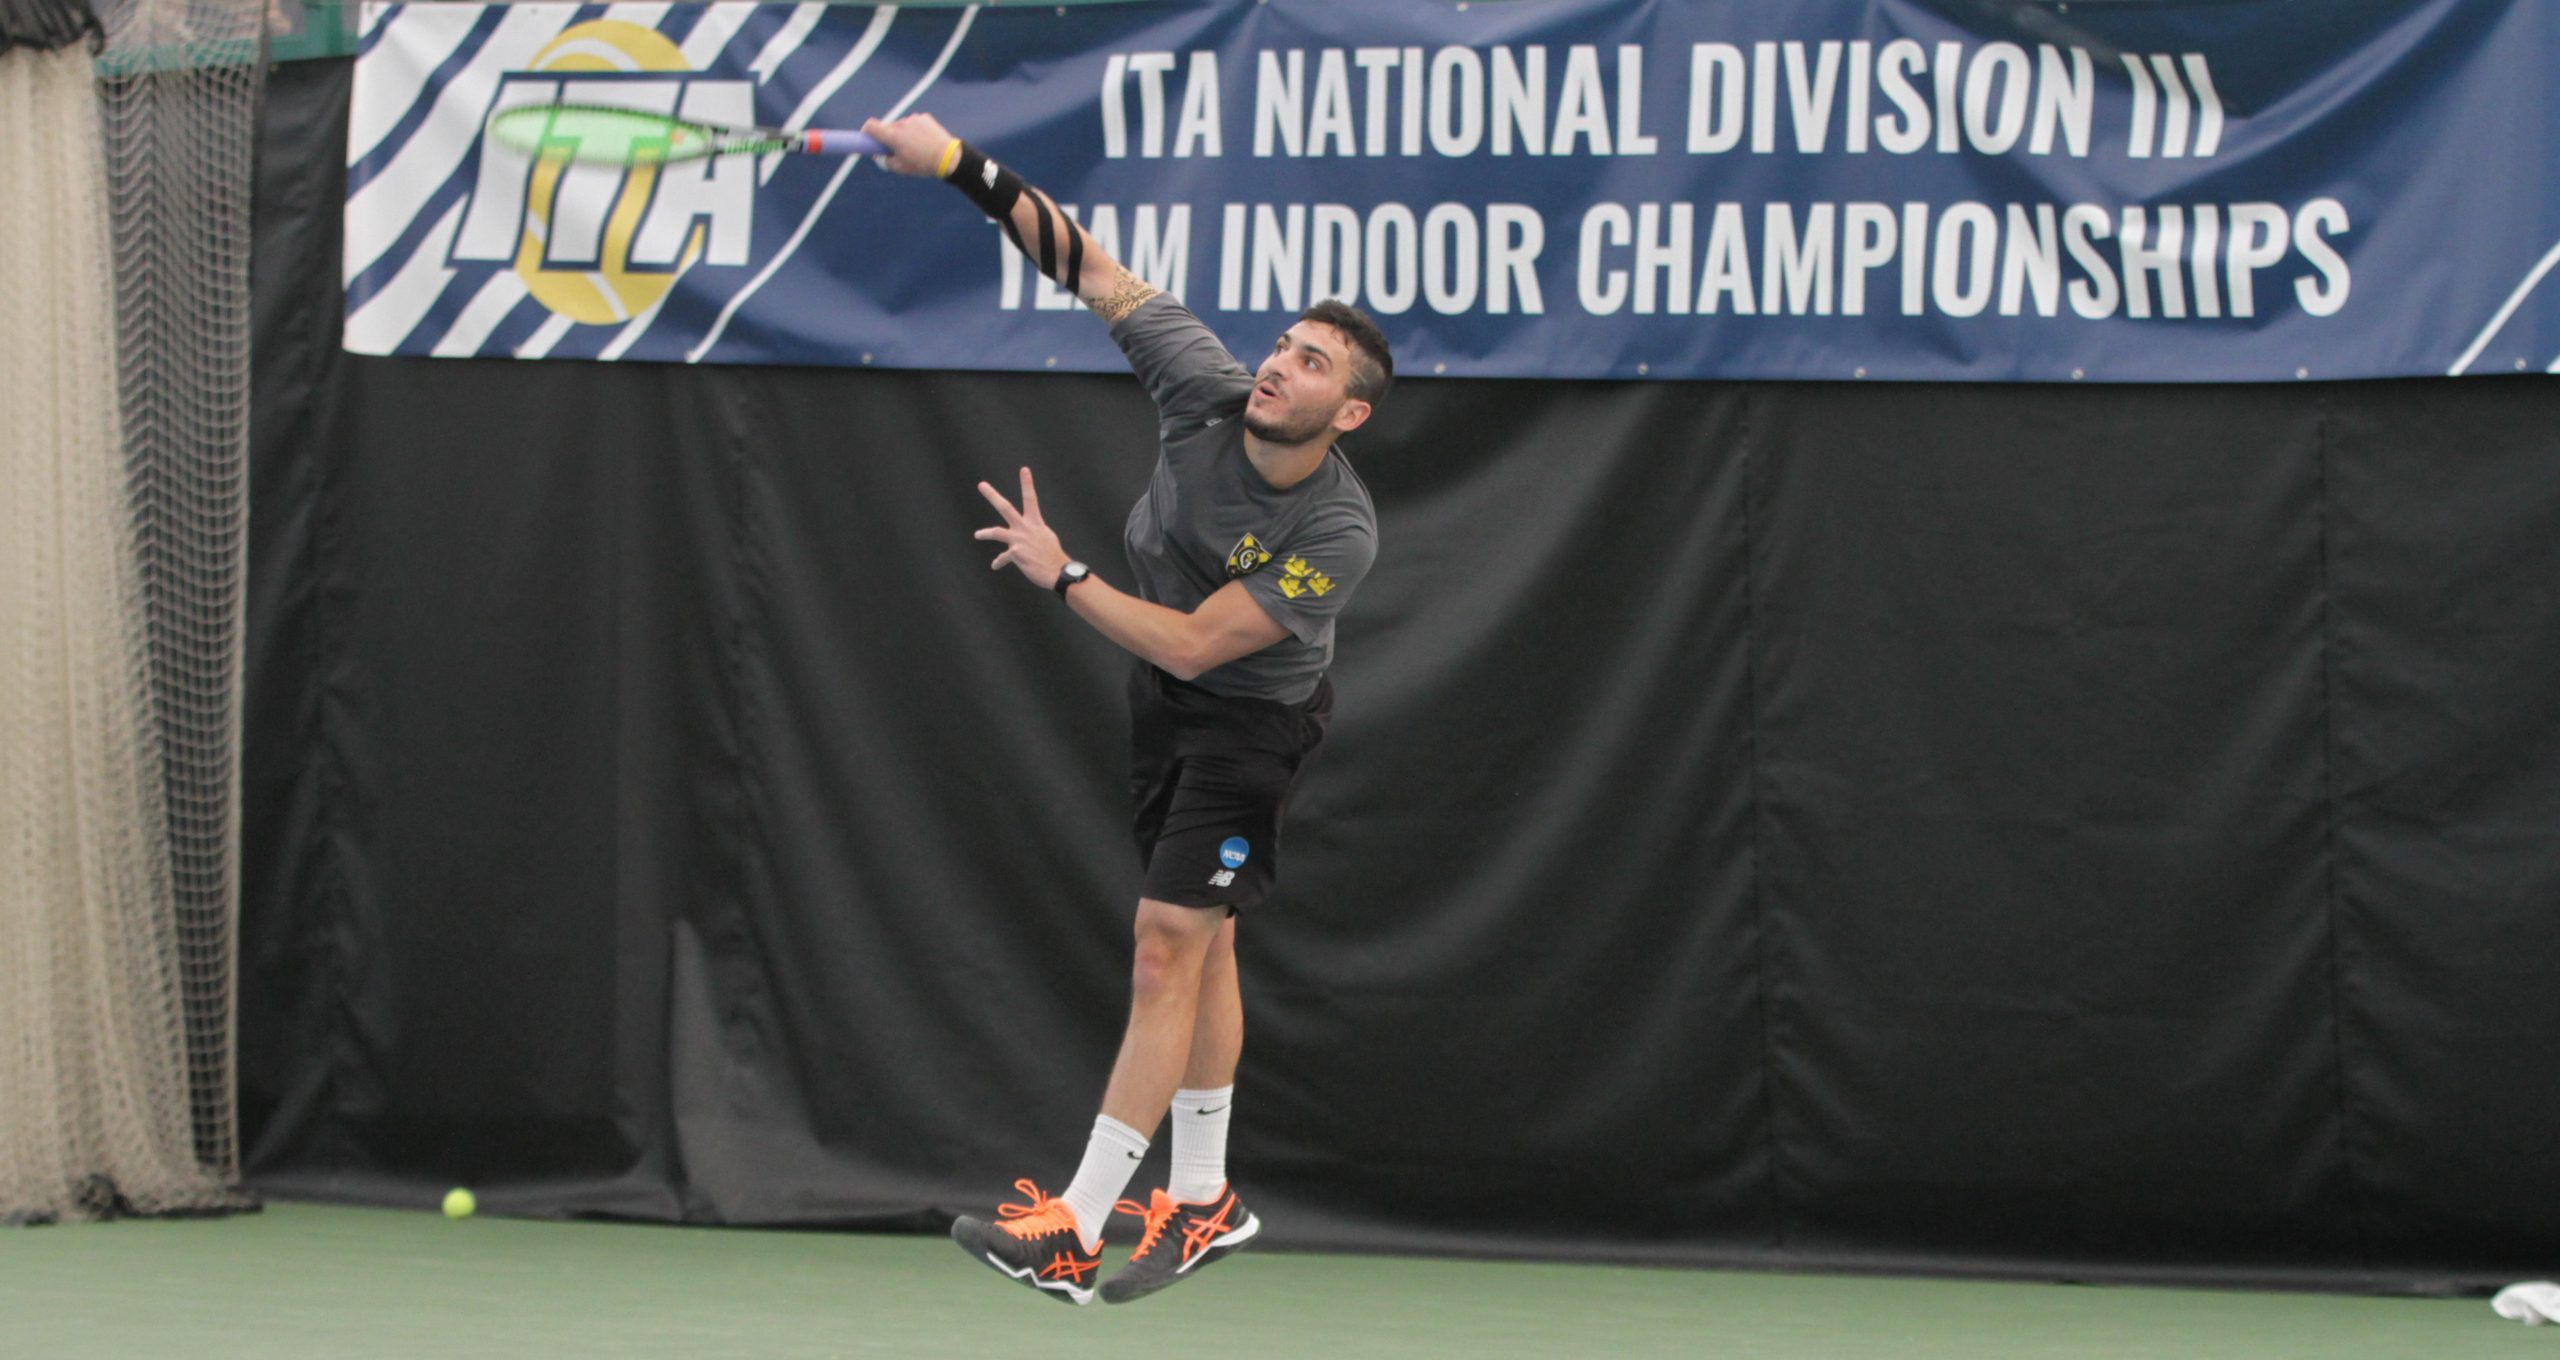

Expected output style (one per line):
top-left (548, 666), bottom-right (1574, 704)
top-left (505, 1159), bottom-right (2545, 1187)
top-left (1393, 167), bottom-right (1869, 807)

top-left (1300, 299), bottom-right (1392, 406)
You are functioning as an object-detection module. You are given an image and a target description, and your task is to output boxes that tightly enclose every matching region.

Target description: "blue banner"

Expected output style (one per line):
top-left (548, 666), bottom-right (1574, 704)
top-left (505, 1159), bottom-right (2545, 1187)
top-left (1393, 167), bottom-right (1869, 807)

top-left (345, 0), bottom-right (2560, 382)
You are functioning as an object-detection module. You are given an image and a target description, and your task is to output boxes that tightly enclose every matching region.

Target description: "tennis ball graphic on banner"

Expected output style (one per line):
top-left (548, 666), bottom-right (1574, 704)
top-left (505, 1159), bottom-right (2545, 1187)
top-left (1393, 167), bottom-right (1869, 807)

top-left (513, 21), bottom-right (708, 326)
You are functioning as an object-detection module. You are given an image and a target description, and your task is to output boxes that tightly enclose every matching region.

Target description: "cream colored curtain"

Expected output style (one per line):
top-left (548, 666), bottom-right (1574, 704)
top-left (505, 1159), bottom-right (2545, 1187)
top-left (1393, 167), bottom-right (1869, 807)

top-left (0, 41), bottom-right (216, 1224)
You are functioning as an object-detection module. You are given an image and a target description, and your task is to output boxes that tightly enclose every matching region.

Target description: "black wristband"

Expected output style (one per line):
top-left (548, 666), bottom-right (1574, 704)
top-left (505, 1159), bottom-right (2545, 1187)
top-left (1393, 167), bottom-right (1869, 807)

top-left (944, 141), bottom-right (1025, 222)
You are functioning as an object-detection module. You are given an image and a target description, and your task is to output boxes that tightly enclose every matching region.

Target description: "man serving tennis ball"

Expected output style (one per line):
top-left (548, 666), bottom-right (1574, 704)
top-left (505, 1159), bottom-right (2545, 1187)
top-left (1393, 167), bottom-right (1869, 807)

top-left (864, 111), bottom-right (1390, 1306)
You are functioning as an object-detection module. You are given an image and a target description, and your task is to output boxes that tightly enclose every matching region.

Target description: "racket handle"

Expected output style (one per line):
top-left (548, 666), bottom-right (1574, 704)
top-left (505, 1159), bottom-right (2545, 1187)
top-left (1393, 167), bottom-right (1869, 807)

top-left (802, 128), bottom-right (887, 156)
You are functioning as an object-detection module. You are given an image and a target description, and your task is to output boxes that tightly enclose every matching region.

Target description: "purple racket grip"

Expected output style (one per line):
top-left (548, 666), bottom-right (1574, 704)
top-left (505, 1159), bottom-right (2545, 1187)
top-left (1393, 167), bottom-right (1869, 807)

top-left (801, 128), bottom-right (888, 156)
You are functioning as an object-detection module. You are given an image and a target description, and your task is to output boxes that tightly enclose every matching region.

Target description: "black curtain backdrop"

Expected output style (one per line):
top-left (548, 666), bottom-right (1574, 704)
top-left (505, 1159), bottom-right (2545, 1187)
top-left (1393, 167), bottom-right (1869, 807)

top-left (0, 0), bottom-right (101, 53)
top-left (243, 58), bottom-right (2560, 1289)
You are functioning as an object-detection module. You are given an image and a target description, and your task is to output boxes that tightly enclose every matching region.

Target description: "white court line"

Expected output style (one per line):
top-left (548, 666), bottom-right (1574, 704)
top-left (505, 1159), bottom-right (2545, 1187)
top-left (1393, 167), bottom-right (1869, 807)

top-left (2449, 236), bottom-right (2560, 376)
top-left (687, 6), bottom-right (978, 364)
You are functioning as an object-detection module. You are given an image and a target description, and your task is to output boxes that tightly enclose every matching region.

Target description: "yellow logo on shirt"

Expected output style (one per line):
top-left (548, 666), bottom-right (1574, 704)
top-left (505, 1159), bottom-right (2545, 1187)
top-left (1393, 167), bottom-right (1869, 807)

top-left (1277, 556), bottom-right (1335, 599)
top-left (1227, 534), bottom-right (1272, 577)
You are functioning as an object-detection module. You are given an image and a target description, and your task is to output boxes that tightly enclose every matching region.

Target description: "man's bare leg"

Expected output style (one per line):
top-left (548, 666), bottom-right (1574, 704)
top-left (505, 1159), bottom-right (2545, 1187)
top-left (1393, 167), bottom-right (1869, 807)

top-left (1168, 916), bottom-right (1241, 1204)
top-left (946, 899), bottom-right (1222, 1306)
top-left (1101, 913), bottom-right (1261, 1303)
top-left (1059, 896), bottom-right (1223, 1250)
top-left (1098, 898), bottom-right (1227, 1130)
top-left (1183, 916), bottom-right (1242, 1088)
top-left (1042, 900), bottom-right (1218, 1249)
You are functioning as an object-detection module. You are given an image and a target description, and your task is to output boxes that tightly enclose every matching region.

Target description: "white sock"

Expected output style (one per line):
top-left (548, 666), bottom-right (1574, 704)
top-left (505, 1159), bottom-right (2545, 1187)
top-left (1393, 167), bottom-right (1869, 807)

top-left (1167, 1085), bottom-right (1234, 1205)
top-left (1060, 1115), bottom-right (1149, 1250)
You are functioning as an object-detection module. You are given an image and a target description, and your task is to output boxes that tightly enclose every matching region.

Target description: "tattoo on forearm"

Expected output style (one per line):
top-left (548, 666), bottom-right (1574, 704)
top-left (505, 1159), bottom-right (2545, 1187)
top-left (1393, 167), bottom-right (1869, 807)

top-left (1090, 274), bottom-right (1162, 323)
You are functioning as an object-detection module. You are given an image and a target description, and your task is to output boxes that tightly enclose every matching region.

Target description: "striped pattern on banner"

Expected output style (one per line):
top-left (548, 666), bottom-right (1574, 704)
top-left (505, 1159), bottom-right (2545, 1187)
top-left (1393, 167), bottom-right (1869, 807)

top-left (345, 2), bottom-right (975, 362)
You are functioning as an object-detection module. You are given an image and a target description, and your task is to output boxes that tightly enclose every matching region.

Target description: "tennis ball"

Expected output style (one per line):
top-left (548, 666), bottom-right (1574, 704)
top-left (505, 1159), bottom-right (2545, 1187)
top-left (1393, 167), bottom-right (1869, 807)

top-left (442, 1188), bottom-right (476, 1219)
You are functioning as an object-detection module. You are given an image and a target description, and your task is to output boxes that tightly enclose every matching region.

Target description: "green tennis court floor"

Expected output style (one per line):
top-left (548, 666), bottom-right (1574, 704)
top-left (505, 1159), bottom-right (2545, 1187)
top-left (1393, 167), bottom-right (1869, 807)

top-left (0, 1200), bottom-right (2538, 1359)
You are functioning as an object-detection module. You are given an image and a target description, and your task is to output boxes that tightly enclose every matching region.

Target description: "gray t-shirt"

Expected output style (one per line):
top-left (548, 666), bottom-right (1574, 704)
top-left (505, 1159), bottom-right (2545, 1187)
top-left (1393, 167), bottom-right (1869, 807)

top-left (1111, 295), bottom-right (1377, 705)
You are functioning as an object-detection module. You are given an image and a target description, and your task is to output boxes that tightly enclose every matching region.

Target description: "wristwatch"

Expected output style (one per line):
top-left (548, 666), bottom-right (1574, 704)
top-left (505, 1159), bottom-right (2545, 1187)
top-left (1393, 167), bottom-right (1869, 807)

top-left (1053, 561), bottom-right (1091, 597)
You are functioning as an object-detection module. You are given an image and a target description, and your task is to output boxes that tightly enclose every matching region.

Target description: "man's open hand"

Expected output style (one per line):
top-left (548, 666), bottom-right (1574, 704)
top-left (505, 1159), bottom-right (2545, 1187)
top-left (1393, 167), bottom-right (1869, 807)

top-left (974, 467), bottom-right (1070, 590)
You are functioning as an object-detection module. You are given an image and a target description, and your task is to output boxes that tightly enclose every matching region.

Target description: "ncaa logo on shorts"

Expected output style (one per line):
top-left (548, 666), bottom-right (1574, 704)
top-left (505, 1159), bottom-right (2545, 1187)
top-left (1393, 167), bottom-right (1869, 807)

top-left (1208, 836), bottom-right (1249, 888)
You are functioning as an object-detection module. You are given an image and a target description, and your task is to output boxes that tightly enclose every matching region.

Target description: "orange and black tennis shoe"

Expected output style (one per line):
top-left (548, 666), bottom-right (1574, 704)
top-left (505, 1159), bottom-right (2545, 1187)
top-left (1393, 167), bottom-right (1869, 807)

top-left (950, 1179), bottom-right (1103, 1306)
top-left (1099, 1183), bottom-right (1261, 1304)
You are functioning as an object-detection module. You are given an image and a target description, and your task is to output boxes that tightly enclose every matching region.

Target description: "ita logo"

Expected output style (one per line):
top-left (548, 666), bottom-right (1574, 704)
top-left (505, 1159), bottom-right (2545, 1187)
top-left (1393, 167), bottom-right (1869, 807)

top-left (1218, 838), bottom-right (1251, 869)
top-left (451, 20), bottom-right (754, 325)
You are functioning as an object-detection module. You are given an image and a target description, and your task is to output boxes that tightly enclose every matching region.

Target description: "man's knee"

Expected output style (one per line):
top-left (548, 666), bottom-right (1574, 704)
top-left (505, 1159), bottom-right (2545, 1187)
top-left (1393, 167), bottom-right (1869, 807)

top-left (1130, 898), bottom-right (1219, 1000)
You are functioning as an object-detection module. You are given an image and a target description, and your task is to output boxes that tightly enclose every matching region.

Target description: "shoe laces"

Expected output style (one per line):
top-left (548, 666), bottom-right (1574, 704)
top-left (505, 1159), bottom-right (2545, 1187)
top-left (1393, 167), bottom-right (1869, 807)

top-left (1114, 1189), bottom-right (1177, 1261)
top-left (994, 1179), bottom-right (1081, 1241)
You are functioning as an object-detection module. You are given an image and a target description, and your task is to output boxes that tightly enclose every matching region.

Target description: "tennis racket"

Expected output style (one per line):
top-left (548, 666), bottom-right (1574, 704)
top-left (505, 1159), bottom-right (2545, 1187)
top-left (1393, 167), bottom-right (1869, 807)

top-left (484, 103), bottom-right (886, 164)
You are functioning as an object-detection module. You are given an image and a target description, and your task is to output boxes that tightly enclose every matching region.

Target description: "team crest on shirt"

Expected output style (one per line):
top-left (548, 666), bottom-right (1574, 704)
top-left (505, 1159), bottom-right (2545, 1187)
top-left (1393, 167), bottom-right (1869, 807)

top-left (1277, 555), bottom-right (1336, 599)
top-left (1226, 534), bottom-right (1272, 577)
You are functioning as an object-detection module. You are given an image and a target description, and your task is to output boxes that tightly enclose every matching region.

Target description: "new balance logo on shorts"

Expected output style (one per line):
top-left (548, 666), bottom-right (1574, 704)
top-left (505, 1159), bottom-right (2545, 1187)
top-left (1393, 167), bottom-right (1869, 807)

top-left (1207, 836), bottom-right (1249, 887)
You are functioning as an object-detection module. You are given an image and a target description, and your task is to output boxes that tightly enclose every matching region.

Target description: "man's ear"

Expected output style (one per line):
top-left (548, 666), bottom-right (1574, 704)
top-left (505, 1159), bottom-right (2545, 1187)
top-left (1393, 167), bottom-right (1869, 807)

top-left (1331, 398), bottom-right (1373, 434)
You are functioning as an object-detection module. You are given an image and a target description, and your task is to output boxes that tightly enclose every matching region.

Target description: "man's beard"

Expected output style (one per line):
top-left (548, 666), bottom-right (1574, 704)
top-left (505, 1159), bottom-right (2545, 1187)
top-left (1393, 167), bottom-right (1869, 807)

top-left (1242, 400), bottom-right (1336, 447)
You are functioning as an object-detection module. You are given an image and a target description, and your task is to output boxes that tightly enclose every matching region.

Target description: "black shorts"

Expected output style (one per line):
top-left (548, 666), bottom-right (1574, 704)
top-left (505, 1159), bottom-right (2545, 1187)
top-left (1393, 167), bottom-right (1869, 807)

top-left (1128, 665), bottom-right (1334, 913)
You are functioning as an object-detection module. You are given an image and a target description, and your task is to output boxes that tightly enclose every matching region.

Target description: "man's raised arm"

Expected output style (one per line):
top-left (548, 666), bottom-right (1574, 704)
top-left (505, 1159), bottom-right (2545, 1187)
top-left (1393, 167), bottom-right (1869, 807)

top-left (862, 113), bottom-right (1161, 324)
